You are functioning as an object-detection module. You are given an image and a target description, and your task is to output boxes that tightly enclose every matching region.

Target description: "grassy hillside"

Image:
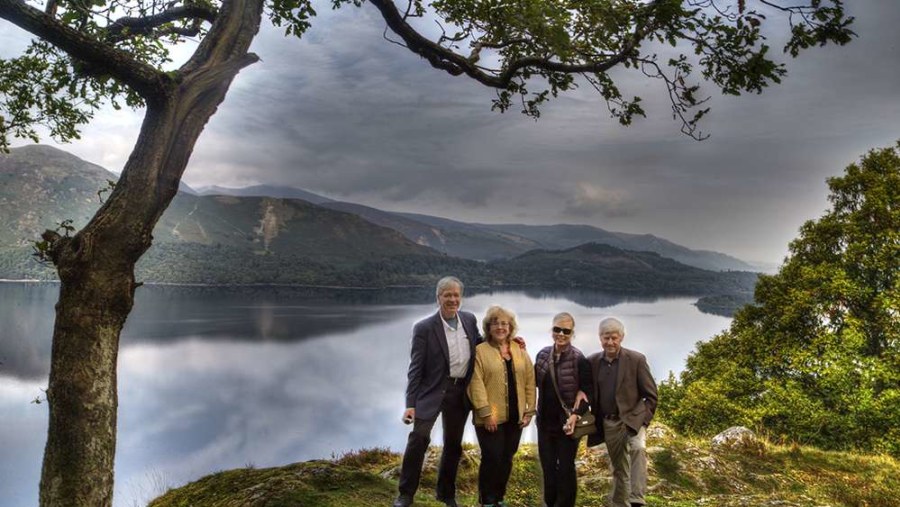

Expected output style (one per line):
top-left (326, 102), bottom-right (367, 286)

top-left (0, 145), bottom-right (114, 247)
top-left (149, 424), bottom-right (898, 507)
top-left (154, 193), bottom-right (437, 267)
top-left (324, 202), bottom-right (543, 261)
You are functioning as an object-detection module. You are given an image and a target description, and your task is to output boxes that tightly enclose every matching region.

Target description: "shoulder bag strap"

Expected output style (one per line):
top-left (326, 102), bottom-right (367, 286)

top-left (548, 353), bottom-right (573, 417)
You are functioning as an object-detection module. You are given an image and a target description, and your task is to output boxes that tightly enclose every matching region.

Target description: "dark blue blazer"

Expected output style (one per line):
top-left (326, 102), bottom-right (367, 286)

top-left (405, 310), bottom-right (482, 420)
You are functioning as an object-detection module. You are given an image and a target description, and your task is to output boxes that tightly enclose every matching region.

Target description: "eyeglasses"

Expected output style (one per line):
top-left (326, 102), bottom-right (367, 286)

top-left (552, 326), bottom-right (573, 335)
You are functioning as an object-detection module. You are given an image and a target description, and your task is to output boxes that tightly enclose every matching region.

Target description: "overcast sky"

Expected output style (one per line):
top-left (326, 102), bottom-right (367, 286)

top-left (4, 0), bottom-right (899, 264)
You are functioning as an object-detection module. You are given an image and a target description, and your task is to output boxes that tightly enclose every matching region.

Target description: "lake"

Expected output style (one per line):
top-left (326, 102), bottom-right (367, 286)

top-left (0, 282), bottom-right (731, 507)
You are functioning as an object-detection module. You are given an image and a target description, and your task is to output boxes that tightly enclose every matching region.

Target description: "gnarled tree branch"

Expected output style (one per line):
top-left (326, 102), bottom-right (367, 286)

top-left (106, 3), bottom-right (218, 41)
top-left (0, 0), bottom-right (170, 100)
top-left (368, 0), bottom-right (640, 88)
top-left (181, 0), bottom-right (262, 73)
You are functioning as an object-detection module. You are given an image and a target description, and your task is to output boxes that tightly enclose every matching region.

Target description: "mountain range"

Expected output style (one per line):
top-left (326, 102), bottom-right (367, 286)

top-left (0, 145), bottom-right (758, 299)
top-left (197, 183), bottom-right (755, 271)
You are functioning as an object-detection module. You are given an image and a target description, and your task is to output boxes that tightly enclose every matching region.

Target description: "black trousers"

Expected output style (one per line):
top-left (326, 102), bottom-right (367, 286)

top-left (474, 421), bottom-right (523, 504)
top-left (398, 382), bottom-right (469, 501)
top-left (538, 428), bottom-right (581, 507)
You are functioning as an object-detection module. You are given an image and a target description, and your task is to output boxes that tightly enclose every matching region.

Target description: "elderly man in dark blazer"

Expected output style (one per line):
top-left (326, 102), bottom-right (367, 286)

top-left (394, 276), bottom-right (482, 507)
top-left (587, 317), bottom-right (658, 507)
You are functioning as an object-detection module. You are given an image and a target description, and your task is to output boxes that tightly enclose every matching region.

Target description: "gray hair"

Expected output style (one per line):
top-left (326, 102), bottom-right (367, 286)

top-left (599, 317), bottom-right (625, 335)
top-left (552, 312), bottom-right (575, 326)
top-left (435, 276), bottom-right (464, 298)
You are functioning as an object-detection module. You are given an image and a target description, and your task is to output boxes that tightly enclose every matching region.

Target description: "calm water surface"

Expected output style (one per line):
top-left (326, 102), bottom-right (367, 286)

top-left (0, 283), bottom-right (730, 507)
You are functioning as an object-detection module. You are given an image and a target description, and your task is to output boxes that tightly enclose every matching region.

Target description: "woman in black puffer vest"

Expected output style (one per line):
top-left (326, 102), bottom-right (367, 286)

top-left (534, 312), bottom-right (592, 507)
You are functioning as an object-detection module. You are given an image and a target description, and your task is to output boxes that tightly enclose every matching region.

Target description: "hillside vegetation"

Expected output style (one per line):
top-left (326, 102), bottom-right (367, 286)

top-left (148, 423), bottom-right (899, 507)
top-left (0, 146), bottom-right (758, 307)
top-left (660, 143), bottom-right (900, 457)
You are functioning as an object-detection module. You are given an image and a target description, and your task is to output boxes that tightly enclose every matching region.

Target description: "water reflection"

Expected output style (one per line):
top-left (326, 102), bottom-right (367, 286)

top-left (0, 283), bottom-right (56, 380)
top-left (126, 285), bottom-right (418, 342)
top-left (0, 284), bottom-right (636, 381)
top-left (514, 287), bottom-right (646, 308)
top-left (0, 282), bottom-right (729, 507)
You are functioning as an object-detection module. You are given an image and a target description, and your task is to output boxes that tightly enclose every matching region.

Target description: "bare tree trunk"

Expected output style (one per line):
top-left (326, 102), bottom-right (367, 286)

top-left (37, 0), bottom-right (264, 504)
top-left (39, 259), bottom-right (136, 506)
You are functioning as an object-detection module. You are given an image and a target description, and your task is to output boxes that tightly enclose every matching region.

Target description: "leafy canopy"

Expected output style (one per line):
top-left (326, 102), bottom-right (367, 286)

top-left (0, 0), bottom-right (854, 151)
top-left (659, 142), bottom-right (900, 456)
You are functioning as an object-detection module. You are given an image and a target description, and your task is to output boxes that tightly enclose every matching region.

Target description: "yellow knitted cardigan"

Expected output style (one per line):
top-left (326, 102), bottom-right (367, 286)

top-left (467, 340), bottom-right (536, 426)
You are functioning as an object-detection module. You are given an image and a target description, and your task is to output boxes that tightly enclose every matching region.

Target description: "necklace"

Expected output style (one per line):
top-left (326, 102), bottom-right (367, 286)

top-left (499, 341), bottom-right (511, 360)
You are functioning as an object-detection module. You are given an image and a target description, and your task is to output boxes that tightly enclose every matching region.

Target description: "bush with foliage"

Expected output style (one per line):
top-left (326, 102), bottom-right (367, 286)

top-left (660, 142), bottom-right (900, 456)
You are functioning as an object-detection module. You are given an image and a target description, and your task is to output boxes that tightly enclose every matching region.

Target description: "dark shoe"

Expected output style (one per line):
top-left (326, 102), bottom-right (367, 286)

top-left (392, 494), bottom-right (413, 507)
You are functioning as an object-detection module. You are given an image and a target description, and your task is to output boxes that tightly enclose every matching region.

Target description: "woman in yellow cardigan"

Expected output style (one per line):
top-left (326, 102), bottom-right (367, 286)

top-left (467, 305), bottom-right (536, 507)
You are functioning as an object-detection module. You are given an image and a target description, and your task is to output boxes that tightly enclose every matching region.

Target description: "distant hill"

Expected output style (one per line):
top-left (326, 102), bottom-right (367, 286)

top-left (0, 144), bottom-right (117, 247)
top-left (0, 145), bottom-right (757, 295)
top-left (323, 203), bottom-right (540, 261)
top-left (195, 184), bottom-right (334, 204)
top-left (478, 223), bottom-right (755, 272)
top-left (0, 146), bottom-right (441, 283)
top-left (188, 184), bottom-right (755, 271)
top-left (491, 243), bottom-right (758, 295)
top-left (195, 193), bottom-right (544, 260)
top-left (395, 214), bottom-right (754, 272)
top-left (179, 182), bottom-right (199, 195)
top-left (154, 193), bottom-right (432, 264)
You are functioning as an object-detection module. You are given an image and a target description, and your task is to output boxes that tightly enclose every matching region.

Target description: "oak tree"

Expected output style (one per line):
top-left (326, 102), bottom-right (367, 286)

top-left (660, 142), bottom-right (900, 455)
top-left (0, 0), bottom-right (853, 505)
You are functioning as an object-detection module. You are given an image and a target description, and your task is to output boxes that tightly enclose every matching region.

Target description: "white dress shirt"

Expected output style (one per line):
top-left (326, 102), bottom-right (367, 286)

top-left (441, 313), bottom-right (471, 379)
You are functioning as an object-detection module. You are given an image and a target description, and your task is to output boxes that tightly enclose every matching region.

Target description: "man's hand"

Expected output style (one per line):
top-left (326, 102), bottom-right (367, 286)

top-left (402, 408), bottom-right (415, 425)
top-left (485, 414), bottom-right (498, 432)
top-left (512, 336), bottom-right (527, 350)
top-left (519, 414), bottom-right (533, 428)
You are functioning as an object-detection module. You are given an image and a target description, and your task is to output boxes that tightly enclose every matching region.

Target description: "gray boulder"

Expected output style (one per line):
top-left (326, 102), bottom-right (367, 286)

top-left (711, 426), bottom-right (765, 454)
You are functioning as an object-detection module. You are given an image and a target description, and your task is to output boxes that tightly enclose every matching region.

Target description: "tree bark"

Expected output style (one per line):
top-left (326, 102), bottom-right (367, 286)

top-left (37, 0), bottom-right (264, 504)
top-left (39, 255), bottom-right (135, 506)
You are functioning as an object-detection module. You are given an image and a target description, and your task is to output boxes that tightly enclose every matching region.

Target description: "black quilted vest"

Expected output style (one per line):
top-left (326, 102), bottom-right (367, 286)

top-left (535, 345), bottom-right (584, 409)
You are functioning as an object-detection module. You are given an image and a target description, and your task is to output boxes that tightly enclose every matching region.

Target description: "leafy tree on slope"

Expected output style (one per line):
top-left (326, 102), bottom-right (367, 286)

top-left (660, 142), bottom-right (900, 456)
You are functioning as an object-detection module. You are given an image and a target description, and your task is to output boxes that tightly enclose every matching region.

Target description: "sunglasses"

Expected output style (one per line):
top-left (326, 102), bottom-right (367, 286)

top-left (552, 326), bottom-right (573, 336)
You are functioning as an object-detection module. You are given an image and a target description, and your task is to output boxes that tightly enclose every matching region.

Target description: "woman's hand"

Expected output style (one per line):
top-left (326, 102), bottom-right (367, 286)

top-left (563, 414), bottom-right (578, 435)
top-left (519, 414), bottom-right (532, 428)
top-left (486, 415), bottom-right (498, 432)
top-left (575, 390), bottom-right (589, 409)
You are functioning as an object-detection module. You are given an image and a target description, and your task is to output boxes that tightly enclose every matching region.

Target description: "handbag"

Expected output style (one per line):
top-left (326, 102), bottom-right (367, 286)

top-left (549, 352), bottom-right (597, 440)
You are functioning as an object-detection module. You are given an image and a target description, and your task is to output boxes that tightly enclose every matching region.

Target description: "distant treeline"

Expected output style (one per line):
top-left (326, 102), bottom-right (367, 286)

top-left (0, 242), bottom-right (758, 299)
top-left (695, 293), bottom-right (756, 317)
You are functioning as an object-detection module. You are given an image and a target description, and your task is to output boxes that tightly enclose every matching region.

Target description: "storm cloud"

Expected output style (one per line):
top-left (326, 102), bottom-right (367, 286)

top-left (5, 0), bottom-right (899, 263)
